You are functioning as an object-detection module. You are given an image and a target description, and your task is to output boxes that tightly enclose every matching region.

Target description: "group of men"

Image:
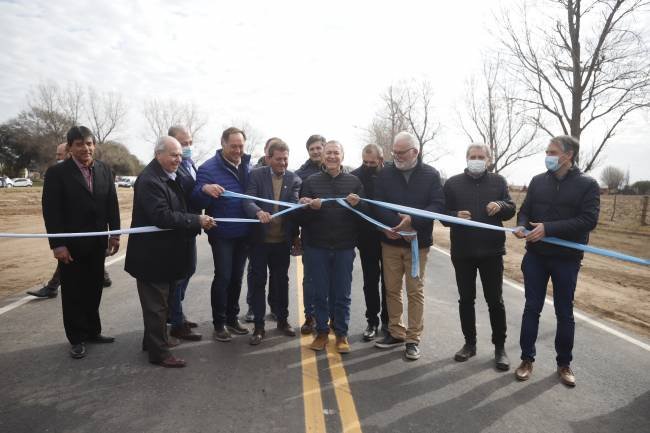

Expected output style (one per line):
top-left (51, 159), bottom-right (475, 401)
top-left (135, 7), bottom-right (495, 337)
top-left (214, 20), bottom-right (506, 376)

top-left (41, 124), bottom-right (599, 387)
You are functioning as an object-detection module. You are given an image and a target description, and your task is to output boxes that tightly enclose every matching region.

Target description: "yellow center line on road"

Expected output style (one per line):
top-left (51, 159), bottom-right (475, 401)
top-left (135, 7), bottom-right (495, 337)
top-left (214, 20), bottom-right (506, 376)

top-left (296, 258), bottom-right (363, 433)
top-left (297, 259), bottom-right (327, 433)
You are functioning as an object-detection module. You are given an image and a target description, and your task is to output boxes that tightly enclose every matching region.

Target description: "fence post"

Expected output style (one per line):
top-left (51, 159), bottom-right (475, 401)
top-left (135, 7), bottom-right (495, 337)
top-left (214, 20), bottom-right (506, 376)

top-left (642, 196), bottom-right (649, 226)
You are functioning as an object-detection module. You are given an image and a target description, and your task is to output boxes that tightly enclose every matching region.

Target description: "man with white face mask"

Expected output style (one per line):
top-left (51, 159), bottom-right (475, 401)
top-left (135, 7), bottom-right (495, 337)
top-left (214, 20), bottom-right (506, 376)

top-left (513, 135), bottom-right (600, 387)
top-left (443, 144), bottom-right (516, 371)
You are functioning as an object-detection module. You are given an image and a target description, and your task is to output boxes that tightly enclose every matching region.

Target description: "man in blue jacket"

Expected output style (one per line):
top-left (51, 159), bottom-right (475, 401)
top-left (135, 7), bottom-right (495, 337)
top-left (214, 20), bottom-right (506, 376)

top-left (513, 135), bottom-right (600, 387)
top-left (243, 138), bottom-right (301, 345)
top-left (192, 127), bottom-right (252, 342)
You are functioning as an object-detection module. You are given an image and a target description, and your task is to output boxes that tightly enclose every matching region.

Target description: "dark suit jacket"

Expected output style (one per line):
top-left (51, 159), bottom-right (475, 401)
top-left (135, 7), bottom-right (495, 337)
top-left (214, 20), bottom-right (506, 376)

top-left (125, 159), bottom-right (202, 282)
top-left (177, 159), bottom-right (198, 213)
top-left (42, 158), bottom-right (120, 258)
top-left (243, 166), bottom-right (301, 245)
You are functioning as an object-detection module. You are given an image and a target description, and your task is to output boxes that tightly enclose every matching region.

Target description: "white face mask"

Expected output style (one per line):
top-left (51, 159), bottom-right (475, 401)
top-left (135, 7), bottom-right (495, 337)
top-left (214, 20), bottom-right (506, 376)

top-left (467, 159), bottom-right (487, 175)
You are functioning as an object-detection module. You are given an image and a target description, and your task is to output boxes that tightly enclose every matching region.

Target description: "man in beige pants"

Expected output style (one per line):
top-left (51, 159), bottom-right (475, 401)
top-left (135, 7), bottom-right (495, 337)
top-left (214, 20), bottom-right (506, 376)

top-left (372, 132), bottom-right (445, 360)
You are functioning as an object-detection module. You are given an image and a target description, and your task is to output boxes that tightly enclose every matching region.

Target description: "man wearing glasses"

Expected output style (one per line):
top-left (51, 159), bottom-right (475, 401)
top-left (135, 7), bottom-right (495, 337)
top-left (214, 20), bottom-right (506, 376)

top-left (372, 132), bottom-right (445, 360)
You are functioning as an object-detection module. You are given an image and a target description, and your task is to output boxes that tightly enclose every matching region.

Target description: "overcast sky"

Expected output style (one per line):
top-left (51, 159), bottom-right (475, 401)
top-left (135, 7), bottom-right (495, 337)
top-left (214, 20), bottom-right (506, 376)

top-left (1, 0), bottom-right (649, 184)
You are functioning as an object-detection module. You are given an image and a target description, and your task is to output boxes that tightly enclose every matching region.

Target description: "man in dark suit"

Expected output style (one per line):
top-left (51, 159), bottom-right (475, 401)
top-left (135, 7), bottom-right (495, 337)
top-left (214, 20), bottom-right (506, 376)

top-left (125, 136), bottom-right (215, 368)
top-left (42, 126), bottom-right (121, 359)
top-left (166, 125), bottom-right (202, 342)
top-left (243, 138), bottom-right (301, 345)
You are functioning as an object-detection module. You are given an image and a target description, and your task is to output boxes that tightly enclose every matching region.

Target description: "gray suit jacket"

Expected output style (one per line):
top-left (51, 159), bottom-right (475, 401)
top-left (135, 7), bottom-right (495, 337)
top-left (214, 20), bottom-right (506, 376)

top-left (243, 166), bottom-right (301, 245)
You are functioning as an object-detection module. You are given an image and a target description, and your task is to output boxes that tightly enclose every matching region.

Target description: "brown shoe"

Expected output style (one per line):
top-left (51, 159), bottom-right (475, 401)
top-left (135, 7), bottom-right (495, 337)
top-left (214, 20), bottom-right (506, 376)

top-left (301, 316), bottom-right (315, 335)
top-left (557, 366), bottom-right (576, 387)
top-left (151, 355), bottom-right (186, 368)
top-left (310, 333), bottom-right (329, 351)
top-left (336, 336), bottom-right (351, 354)
top-left (515, 360), bottom-right (533, 381)
top-left (184, 319), bottom-right (198, 329)
top-left (277, 320), bottom-right (296, 337)
top-left (170, 325), bottom-right (202, 341)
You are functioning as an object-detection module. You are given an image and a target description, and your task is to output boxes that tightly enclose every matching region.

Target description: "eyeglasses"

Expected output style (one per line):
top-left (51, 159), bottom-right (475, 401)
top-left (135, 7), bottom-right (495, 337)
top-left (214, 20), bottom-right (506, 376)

top-left (391, 147), bottom-right (416, 158)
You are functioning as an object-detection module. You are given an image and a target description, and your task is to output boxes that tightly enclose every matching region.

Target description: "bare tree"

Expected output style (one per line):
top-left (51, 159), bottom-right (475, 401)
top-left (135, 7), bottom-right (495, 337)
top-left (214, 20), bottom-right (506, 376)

top-left (365, 80), bottom-right (444, 162)
top-left (600, 165), bottom-right (626, 190)
top-left (27, 82), bottom-right (74, 140)
top-left (87, 88), bottom-right (127, 143)
top-left (459, 58), bottom-right (541, 173)
top-left (501, 0), bottom-right (650, 171)
top-left (143, 98), bottom-right (208, 144)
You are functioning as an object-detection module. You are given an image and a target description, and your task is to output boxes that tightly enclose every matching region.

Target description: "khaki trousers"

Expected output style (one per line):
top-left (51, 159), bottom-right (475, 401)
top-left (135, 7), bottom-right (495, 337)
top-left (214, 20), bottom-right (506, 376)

top-left (381, 242), bottom-right (429, 344)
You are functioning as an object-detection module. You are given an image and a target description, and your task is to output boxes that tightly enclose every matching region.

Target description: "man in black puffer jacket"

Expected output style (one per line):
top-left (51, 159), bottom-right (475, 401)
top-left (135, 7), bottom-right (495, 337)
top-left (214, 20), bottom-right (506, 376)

top-left (372, 131), bottom-right (445, 361)
top-left (513, 135), bottom-right (600, 388)
top-left (443, 144), bottom-right (515, 371)
top-left (298, 140), bottom-right (366, 354)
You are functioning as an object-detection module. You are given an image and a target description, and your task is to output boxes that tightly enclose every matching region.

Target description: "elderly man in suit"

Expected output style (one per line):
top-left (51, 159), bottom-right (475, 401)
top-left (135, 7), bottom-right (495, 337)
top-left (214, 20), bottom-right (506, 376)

top-left (125, 136), bottom-right (215, 368)
top-left (243, 138), bottom-right (301, 345)
top-left (42, 126), bottom-right (121, 359)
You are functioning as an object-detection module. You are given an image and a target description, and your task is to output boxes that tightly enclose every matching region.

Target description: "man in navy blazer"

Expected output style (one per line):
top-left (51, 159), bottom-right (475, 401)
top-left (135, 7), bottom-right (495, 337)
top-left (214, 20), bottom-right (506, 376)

top-left (243, 138), bottom-right (301, 345)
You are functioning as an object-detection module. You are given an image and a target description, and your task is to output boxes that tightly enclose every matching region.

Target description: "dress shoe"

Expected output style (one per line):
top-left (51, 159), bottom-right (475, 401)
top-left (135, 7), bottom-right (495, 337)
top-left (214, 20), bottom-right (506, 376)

top-left (226, 320), bottom-right (250, 335)
top-left (151, 356), bottom-right (186, 368)
top-left (170, 325), bottom-right (202, 341)
top-left (249, 328), bottom-right (265, 346)
top-left (277, 320), bottom-right (296, 337)
top-left (27, 286), bottom-right (58, 298)
top-left (70, 343), bottom-right (86, 359)
top-left (557, 366), bottom-right (576, 387)
top-left (515, 360), bottom-right (534, 381)
top-left (336, 336), bottom-right (351, 353)
top-left (454, 344), bottom-right (477, 362)
top-left (103, 274), bottom-right (112, 287)
top-left (87, 334), bottom-right (115, 344)
top-left (310, 333), bottom-right (329, 351)
top-left (183, 319), bottom-right (198, 328)
top-left (213, 326), bottom-right (232, 342)
top-left (300, 316), bottom-right (315, 335)
top-left (244, 308), bottom-right (255, 323)
top-left (362, 324), bottom-right (378, 341)
top-left (495, 347), bottom-right (510, 371)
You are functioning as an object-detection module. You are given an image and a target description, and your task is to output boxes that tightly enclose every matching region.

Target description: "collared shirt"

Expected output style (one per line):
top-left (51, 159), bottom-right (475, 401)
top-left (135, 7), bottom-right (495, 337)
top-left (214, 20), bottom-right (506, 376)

top-left (164, 170), bottom-right (177, 181)
top-left (72, 157), bottom-right (94, 192)
top-left (182, 159), bottom-right (196, 180)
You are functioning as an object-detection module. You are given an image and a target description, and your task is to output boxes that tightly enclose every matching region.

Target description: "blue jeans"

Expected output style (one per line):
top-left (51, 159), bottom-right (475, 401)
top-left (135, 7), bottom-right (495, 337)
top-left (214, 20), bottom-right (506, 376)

top-left (250, 242), bottom-right (290, 327)
top-left (168, 239), bottom-right (197, 329)
top-left (519, 251), bottom-right (581, 366)
top-left (209, 237), bottom-right (248, 329)
top-left (304, 245), bottom-right (355, 336)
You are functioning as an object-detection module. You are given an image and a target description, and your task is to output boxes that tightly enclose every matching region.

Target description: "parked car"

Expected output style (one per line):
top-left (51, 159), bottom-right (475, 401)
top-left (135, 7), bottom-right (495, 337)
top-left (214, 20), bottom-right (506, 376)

top-left (0, 176), bottom-right (14, 188)
top-left (115, 176), bottom-right (136, 188)
top-left (12, 178), bottom-right (33, 187)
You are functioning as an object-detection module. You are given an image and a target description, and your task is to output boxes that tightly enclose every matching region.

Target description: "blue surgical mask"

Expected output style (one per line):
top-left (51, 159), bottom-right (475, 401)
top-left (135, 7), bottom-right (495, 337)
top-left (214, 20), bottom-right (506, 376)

top-left (545, 155), bottom-right (560, 172)
top-left (182, 146), bottom-right (192, 159)
top-left (467, 159), bottom-right (487, 175)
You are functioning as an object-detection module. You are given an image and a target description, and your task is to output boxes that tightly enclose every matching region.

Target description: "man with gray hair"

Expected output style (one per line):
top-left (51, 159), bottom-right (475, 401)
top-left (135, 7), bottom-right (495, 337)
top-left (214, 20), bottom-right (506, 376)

top-left (125, 136), bottom-right (215, 368)
top-left (443, 143), bottom-right (515, 371)
top-left (513, 135), bottom-right (599, 387)
top-left (373, 131), bottom-right (445, 360)
top-left (351, 144), bottom-right (387, 341)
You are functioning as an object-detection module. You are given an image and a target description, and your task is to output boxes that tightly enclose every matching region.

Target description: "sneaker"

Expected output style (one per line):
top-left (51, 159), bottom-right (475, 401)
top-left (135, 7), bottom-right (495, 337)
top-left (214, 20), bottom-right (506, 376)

top-left (244, 308), bottom-right (255, 323)
top-left (249, 328), bottom-right (265, 346)
top-left (515, 360), bottom-right (534, 381)
top-left (69, 343), bottom-right (86, 359)
top-left (336, 336), bottom-right (351, 353)
top-left (557, 366), bottom-right (576, 387)
top-left (213, 326), bottom-right (232, 342)
top-left (405, 343), bottom-right (420, 360)
top-left (374, 334), bottom-right (405, 349)
top-left (310, 333), bottom-right (329, 351)
top-left (454, 344), bottom-right (477, 362)
top-left (27, 286), bottom-right (58, 298)
top-left (300, 316), bottom-right (315, 335)
top-left (495, 347), bottom-right (510, 371)
top-left (362, 324), bottom-right (378, 341)
top-left (226, 320), bottom-right (250, 335)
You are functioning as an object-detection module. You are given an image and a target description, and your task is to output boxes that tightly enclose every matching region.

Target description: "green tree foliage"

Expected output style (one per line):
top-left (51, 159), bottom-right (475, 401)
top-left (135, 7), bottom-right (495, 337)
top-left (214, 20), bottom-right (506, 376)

top-left (95, 141), bottom-right (144, 175)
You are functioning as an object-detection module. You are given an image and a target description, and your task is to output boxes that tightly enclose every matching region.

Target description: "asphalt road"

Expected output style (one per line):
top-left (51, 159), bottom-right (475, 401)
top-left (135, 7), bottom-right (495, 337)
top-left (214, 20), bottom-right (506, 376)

top-left (0, 238), bottom-right (648, 433)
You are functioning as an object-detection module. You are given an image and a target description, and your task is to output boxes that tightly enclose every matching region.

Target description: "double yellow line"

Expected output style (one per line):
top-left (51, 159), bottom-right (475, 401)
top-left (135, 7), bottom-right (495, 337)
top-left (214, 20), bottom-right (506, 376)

top-left (296, 260), bottom-right (363, 433)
